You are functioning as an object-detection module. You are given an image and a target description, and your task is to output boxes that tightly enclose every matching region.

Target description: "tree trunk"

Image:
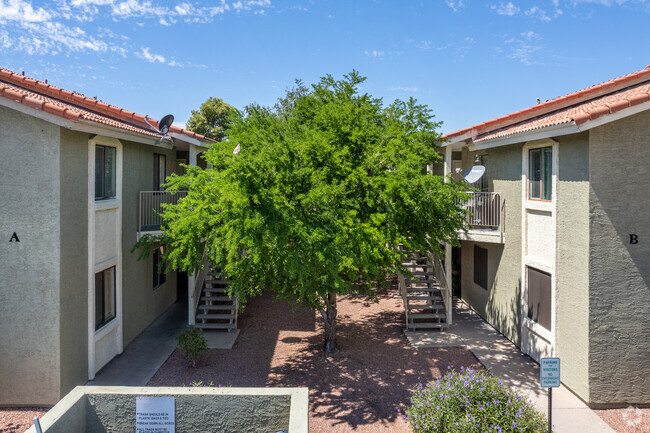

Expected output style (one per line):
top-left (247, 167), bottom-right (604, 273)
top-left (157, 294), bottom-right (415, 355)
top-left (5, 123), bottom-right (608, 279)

top-left (320, 292), bottom-right (338, 353)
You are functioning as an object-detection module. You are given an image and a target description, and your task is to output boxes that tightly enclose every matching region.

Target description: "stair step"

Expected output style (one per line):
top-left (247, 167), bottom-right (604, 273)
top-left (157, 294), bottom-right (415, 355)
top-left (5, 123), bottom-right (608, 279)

top-left (408, 295), bottom-right (442, 301)
top-left (196, 313), bottom-right (235, 320)
top-left (195, 323), bottom-right (235, 329)
top-left (203, 287), bottom-right (227, 293)
top-left (407, 279), bottom-right (438, 285)
top-left (411, 271), bottom-right (435, 276)
top-left (406, 287), bottom-right (437, 293)
top-left (409, 313), bottom-right (445, 320)
top-left (200, 296), bottom-right (233, 302)
top-left (408, 322), bottom-right (447, 329)
top-left (403, 263), bottom-right (433, 269)
top-left (407, 304), bottom-right (443, 310)
top-left (198, 304), bottom-right (235, 311)
top-left (403, 256), bottom-right (426, 261)
top-left (200, 295), bottom-right (234, 301)
top-left (406, 289), bottom-right (442, 296)
top-left (205, 279), bottom-right (230, 285)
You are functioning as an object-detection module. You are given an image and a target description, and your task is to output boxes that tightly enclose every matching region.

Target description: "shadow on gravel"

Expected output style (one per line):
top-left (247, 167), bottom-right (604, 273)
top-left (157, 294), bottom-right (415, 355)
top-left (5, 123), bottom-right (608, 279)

top-left (149, 284), bottom-right (482, 432)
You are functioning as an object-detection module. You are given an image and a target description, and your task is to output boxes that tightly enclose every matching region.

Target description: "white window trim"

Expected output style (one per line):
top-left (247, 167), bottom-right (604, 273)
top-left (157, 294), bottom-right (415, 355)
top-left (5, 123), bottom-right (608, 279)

top-left (88, 135), bottom-right (123, 379)
top-left (521, 138), bottom-right (559, 358)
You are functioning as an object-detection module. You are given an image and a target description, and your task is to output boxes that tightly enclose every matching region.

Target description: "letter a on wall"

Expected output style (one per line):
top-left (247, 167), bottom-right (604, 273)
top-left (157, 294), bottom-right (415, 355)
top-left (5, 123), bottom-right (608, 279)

top-left (9, 232), bottom-right (19, 242)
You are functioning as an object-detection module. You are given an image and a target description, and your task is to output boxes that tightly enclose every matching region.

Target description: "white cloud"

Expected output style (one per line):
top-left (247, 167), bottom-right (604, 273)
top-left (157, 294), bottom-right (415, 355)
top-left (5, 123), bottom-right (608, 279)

top-left (445, 0), bottom-right (465, 12)
top-left (504, 32), bottom-right (543, 65)
top-left (495, 2), bottom-right (520, 15)
top-left (364, 50), bottom-right (385, 57)
top-left (0, 29), bottom-right (11, 47)
top-left (521, 30), bottom-right (542, 41)
top-left (0, 0), bottom-right (52, 23)
top-left (174, 2), bottom-right (192, 15)
top-left (0, 0), bottom-right (272, 67)
top-left (524, 6), bottom-right (551, 21)
top-left (138, 46), bottom-right (165, 63)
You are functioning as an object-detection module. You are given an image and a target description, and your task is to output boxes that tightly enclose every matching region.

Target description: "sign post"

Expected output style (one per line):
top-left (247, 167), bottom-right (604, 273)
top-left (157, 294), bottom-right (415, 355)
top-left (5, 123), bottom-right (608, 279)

top-left (540, 357), bottom-right (560, 433)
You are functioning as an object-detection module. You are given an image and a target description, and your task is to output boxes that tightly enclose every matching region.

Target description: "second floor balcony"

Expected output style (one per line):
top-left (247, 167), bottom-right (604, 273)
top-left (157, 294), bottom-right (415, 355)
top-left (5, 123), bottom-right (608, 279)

top-left (458, 192), bottom-right (504, 244)
top-left (138, 190), bottom-right (188, 239)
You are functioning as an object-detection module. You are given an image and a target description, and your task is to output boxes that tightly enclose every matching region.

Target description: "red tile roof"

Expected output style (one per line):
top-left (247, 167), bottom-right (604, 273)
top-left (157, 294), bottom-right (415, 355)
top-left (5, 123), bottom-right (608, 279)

top-left (444, 66), bottom-right (650, 144)
top-left (0, 67), bottom-right (212, 144)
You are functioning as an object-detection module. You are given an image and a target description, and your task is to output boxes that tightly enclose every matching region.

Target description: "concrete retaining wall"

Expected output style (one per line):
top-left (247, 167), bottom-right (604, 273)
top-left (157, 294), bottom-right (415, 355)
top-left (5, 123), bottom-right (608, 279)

top-left (25, 386), bottom-right (309, 433)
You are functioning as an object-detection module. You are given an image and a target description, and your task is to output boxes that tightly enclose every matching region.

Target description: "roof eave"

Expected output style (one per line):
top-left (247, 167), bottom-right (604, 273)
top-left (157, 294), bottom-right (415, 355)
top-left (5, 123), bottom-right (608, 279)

top-left (467, 99), bottom-right (650, 150)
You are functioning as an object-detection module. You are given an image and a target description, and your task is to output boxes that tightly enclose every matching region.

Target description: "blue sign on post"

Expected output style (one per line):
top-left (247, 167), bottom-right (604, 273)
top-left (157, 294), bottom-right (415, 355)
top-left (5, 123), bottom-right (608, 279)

top-left (540, 357), bottom-right (560, 388)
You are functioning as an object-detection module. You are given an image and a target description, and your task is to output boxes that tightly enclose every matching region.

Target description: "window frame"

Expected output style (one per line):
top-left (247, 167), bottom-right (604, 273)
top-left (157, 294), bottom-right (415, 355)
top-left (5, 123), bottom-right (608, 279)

top-left (153, 153), bottom-right (167, 192)
top-left (528, 146), bottom-right (553, 202)
top-left (526, 266), bottom-right (552, 331)
top-left (95, 145), bottom-right (117, 200)
top-left (95, 266), bottom-right (116, 331)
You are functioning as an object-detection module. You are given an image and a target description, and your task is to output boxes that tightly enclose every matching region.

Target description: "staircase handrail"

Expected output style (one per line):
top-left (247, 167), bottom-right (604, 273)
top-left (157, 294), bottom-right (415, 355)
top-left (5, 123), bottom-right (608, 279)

top-left (429, 251), bottom-right (452, 326)
top-left (397, 270), bottom-right (410, 329)
top-left (191, 249), bottom-right (210, 322)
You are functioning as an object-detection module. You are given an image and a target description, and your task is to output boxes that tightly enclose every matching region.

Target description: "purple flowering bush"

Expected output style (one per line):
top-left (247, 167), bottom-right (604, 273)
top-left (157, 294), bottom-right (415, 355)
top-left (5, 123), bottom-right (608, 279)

top-left (403, 367), bottom-right (548, 432)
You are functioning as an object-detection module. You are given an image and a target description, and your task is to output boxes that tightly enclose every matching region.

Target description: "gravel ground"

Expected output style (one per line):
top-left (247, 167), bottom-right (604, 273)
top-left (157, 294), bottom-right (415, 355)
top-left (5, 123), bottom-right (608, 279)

top-left (0, 408), bottom-right (48, 433)
top-left (595, 407), bottom-right (650, 433)
top-left (149, 285), bottom-right (483, 433)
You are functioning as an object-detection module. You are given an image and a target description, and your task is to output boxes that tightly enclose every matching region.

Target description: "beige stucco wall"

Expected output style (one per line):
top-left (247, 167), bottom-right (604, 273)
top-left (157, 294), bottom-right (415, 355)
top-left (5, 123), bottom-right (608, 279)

top-left (58, 129), bottom-right (90, 398)
top-left (121, 141), bottom-right (179, 346)
top-left (588, 110), bottom-right (650, 405)
top-left (0, 105), bottom-right (62, 405)
top-left (555, 132), bottom-right (590, 402)
top-left (460, 143), bottom-right (523, 346)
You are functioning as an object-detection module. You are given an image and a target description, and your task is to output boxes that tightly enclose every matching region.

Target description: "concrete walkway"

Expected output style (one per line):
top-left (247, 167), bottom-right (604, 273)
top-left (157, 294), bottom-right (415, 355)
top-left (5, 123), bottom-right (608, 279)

top-left (88, 302), bottom-right (241, 386)
top-left (88, 303), bottom-right (189, 386)
top-left (405, 300), bottom-right (614, 433)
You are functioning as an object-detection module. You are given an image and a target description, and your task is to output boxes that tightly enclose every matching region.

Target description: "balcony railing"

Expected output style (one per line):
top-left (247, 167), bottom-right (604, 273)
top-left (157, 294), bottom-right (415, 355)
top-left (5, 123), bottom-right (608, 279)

top-left (458, 192), bottom-right (501, 230)
top-left (138, 190), bottom-right (188, 235)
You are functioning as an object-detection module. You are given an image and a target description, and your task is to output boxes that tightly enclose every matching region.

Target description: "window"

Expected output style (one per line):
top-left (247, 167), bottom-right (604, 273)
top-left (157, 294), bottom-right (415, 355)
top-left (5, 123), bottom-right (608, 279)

top-left (153, 246), bottom-right (167, 288)
top-left (153, 153), bottom-right (166, 191)
top-left (527, 266), bottom-right (551, 331)
top-left (529, 147), bottom-right (552, 200)
top-left (474, 245), bottom-right (488, 290)
top-left (95, 267), bottom-right (116, 330)
top-left (95, 145), bottom-right (116, 200)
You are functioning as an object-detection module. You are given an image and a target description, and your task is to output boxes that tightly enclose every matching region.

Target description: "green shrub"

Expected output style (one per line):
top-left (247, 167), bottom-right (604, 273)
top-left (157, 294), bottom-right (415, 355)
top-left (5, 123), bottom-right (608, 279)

top-left (176, 327), bottom-right (208, 368)
top-left (403, 367), bottom-right (549, 432)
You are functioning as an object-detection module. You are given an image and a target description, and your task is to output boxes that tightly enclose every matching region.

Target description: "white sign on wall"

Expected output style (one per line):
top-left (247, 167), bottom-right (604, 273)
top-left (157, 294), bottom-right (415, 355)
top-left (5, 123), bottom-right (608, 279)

top-left (540, 357), bottom-right (560, 388)
top-left (136, 396), bottom-right (175, 433)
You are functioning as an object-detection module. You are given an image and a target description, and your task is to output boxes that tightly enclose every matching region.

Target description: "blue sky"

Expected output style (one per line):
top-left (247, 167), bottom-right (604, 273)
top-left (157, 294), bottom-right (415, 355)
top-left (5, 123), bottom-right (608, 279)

top-left (0, 0), bottom-right (648, 133)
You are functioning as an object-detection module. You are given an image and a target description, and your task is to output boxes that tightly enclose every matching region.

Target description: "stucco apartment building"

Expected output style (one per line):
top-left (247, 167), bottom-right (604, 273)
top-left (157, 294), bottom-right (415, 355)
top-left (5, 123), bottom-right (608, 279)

top-left (0, 67), bottom-right (211, 406)
top-left (442, 66), bottom-right (650, 407)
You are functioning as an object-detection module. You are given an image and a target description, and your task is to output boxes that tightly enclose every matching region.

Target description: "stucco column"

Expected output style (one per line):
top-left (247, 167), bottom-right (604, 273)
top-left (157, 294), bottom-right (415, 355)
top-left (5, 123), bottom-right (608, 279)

top-left (443, 145), bottom-right (453, 295)
top-left (189, 143), bottom-right (198, 167)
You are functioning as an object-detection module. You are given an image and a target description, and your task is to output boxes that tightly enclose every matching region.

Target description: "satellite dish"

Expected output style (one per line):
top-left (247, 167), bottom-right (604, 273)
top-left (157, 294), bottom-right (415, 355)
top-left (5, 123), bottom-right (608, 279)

top-left (158, 114), bottom-right (174, 134)
top-left (144, 114), bottom-right (175, 145)
top-left (463, 165), bottom-right (485, 184)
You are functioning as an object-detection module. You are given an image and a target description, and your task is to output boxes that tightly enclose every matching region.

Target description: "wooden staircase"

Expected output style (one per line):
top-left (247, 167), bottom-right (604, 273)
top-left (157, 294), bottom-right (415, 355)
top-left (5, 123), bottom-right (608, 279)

top-left (401, 253), bottom-right (449, 331)
top-left (195, 267), bottom-right (238, 332)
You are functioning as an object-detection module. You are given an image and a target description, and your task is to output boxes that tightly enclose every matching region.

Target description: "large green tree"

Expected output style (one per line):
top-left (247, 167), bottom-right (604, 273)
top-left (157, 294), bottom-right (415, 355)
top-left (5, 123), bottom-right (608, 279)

top-left (185, 97), bottom-right (239, 141)
top-left (163, 72), bottom-right (467, 352)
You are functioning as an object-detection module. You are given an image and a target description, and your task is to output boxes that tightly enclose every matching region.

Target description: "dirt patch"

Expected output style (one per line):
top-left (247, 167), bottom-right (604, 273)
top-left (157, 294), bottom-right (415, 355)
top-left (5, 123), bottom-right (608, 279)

top-left (0, 408), bottom-right (48, 433)
top-left (149, 287), bottom-right (482, 432)
top-left (595, 407), bottom-right (650, 433)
